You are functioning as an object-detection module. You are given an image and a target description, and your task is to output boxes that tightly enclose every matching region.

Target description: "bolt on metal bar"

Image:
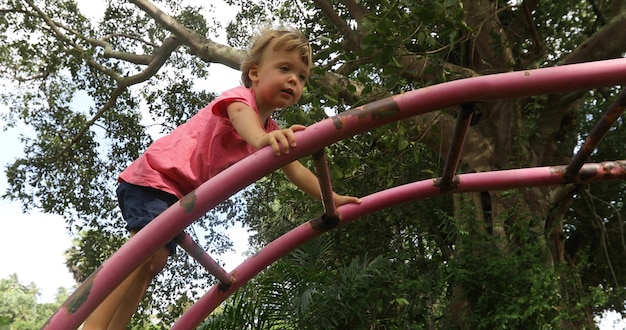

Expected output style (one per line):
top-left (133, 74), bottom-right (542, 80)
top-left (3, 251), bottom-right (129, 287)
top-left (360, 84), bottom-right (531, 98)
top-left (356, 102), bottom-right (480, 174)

top-left (437, 103), bottom-right (475, 191)
top-left (177, 233), bottom-right (233, 288)
top-left (312, 149), bottom-right (338, 218)
top-left (566, 89), bottom-right (626, 177)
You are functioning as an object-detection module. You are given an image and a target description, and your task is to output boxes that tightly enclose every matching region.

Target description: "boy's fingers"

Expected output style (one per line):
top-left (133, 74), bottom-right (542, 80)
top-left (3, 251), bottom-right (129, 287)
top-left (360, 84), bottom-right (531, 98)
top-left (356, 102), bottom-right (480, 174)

top-left (269, 128), bottom-right (301, 156)
top-left (268, 134), bottom-right (283, 156)
top-left (269, 138), bottom-right (280, 156)
top-left (275, 132), bottom-right (290, 154)
top-left (286, 129), bottom-right (297, 147)
top-left (336, 195), bottom-right (362, 206)
top-left (278, 129), bottom-right (296, 149)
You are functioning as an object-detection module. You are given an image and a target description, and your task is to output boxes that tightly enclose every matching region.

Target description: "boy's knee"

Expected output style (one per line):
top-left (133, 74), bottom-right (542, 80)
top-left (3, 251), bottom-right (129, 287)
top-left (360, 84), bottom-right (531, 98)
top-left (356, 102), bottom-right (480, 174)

top-left (129, 231), bottom-right (169, 276)
top-left (146, 247), bottom-right (169, 276)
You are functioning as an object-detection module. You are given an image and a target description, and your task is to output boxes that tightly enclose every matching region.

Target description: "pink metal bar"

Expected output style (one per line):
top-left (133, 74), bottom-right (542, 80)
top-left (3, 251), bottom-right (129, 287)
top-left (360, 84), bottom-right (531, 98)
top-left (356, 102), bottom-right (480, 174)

top-left (312, 149), bottom-right (338, 219)
top-left (341, 161), bottom-right (626, 221)
top-left (438, 103), bottom-right (475, 191)
top-left (172, 160), bottom-right (626, 328)
top-left (566, 89), bottom-right (626, 177)
top-left (44, 58), bottom-right (626, 329)
top-left (177, 233), bottom-right (233, 287)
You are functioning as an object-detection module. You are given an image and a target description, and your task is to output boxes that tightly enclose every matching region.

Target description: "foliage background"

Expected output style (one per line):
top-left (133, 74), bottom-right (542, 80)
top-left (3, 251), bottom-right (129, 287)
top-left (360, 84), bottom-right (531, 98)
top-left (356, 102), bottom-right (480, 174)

top-left (1, 0), bottom-right (626, 329)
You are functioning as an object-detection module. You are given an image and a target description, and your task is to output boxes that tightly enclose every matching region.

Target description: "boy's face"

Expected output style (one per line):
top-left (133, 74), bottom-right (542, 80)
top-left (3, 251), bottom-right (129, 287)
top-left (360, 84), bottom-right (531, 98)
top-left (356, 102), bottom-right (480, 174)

top-left (248, 44), bottom-right (309, 113)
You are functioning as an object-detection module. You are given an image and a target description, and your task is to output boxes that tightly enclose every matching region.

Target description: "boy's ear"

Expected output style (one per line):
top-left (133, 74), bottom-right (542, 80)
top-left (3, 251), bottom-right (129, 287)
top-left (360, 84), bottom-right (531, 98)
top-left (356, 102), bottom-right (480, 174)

top-left (248, 64), bottom-right (259, 83)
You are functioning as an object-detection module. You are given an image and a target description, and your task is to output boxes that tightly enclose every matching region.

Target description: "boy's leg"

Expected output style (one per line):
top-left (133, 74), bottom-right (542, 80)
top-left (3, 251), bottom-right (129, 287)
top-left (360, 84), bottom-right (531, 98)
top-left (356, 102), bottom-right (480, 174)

top-left (82, 233), bottom-right (169, 329)
top-left (82, 262), bottom-right (145, 329)
top-left (107, 245), bottom-right (169, 328)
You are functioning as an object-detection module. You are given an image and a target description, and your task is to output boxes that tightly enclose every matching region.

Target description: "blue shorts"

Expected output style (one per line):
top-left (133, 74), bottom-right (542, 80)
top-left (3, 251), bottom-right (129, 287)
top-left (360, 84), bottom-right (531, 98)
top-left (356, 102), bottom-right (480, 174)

top-left (116, 181), bottom-right (180, 255)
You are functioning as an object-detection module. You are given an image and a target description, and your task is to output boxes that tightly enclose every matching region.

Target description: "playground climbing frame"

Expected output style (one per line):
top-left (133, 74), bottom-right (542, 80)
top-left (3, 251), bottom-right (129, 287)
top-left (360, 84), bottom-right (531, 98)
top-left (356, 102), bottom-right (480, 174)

top-left (44, 58), bottom-right (626, 329)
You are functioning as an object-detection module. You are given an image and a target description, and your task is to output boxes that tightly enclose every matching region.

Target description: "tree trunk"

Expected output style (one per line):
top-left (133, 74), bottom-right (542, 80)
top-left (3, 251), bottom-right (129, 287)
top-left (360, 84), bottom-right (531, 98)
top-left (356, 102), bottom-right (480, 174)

top-left (425, 97), bottom-right (595, 328)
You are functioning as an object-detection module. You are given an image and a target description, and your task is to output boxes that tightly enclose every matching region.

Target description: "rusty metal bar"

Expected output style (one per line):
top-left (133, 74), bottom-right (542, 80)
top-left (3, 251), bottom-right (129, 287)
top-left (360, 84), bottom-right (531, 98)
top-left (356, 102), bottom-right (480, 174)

top-left (45, 58), bottom-right (626, 330)
top-left (437, 103), bottom-right (475, 191)
top-left (177, 233), bottom-right (233, 288)
top-left (312, 149), bottom-right (338, 218)
top-left (566, 89), bottom-right (626, 177)
top-left (173, 160), bottom-right (626, 328)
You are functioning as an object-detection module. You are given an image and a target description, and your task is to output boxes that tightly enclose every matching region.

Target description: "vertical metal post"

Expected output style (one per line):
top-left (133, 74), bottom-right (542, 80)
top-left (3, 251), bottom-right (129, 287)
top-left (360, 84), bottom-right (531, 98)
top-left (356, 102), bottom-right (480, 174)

top-left (566, 90), bottom-right (626, 177)
top-left (177, 233), bottom-right (233, 288)
top-left (312, 149), bottom-right (338, 218)
top-left (437, 103), bottom-right (475, 191)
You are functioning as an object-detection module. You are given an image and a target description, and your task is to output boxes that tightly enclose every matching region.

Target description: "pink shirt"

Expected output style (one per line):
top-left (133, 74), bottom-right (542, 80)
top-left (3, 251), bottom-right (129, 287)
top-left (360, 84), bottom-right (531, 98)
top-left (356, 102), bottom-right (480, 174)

top-left (119, 86), bottom-right (279, 198)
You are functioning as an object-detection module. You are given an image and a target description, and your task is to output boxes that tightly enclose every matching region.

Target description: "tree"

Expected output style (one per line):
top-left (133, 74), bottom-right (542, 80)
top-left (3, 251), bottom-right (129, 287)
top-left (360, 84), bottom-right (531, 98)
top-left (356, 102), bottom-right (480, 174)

top-left (1, 0), bottom-right (626, 328)
top-left (0, 274), bottom-right (68, 329)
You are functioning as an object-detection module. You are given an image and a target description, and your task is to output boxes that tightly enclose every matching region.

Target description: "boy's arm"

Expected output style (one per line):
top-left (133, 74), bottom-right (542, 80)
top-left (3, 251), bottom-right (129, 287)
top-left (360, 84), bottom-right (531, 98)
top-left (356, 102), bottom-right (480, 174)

top-left (227, 102), bottom-right (305, 155)
top-left (227, 102), bottom-right (360, 206)
top-left (281, 161), bottom-right (361, 207)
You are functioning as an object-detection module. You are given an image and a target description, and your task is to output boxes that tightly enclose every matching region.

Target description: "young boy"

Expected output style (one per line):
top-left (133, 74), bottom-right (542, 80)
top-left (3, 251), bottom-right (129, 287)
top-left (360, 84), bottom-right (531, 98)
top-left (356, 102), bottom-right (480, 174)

top-left (83, 28), bottom-right (361, 329)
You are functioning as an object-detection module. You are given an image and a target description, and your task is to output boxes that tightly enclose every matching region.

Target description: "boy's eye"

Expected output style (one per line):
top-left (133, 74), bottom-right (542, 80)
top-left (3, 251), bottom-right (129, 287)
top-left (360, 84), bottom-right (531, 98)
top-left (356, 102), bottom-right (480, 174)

top-left (280, 66), bottom-right (289, 72)
top-left (298, 74), bottom-right (307, 81)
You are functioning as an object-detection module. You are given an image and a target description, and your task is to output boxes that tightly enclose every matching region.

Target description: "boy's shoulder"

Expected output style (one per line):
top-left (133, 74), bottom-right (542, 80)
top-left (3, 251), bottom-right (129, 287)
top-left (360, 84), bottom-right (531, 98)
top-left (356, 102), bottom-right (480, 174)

top-left (210, 86), bottom-right (256, 118)
top-left (218, 86), bottom-right (252, 100)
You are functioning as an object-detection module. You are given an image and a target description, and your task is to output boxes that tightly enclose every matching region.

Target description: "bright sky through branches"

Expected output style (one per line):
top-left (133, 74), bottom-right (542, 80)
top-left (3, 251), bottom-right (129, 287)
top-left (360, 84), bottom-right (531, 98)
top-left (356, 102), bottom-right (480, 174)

top-left (0, 1), bottom-right (624, 328)
top-left (0, 0), bottom-right (243, 304)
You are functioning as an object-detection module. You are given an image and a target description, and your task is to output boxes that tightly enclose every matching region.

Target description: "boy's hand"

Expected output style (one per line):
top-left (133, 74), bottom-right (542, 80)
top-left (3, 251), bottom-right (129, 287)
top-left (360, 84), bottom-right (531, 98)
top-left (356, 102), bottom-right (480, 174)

top-left (264, 124), bottom-right (306, 156)
top-left (227, 103), bottom-right (306, 155)
top-left (333, 193), bottom-right (362, 207)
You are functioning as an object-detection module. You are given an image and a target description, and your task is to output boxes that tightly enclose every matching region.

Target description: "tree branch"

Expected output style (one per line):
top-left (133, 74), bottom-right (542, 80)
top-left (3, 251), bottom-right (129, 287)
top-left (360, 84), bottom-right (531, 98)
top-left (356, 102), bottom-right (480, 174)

top-left (503, 0), bottom-right (543, 68)
top-left (398, 53), bottom-right (479, 82)
top-left (57, 85), bottom-right (126, 157)
top-left (562, 10), bottom-right (626, 64)
top-left (57, 35), bottom-right (181, 157)
top-left (24, 0), bottom-right (184, 157)
top-left (122, 35), bottom-right (181, 85)
top-left (530, 9), bottom-right (626, 167)
top-left (55, 24), bottom-right (154, 65)
top-left (588, 0), bottom-right (607, 25)
top-left (312, 0), bottom-right (361, 52)
top-left (87, 33), bottom-right (158, 65)
top-left (22, 0), bottom-right (123, 81)
top-left (462, 0), bottom-right (515, 73)
top-left (310, 70), bottom-right (388, 106)
top-left (339, 0), bottom-right (369, 23)
top-left (129, 0), bottom-right (244, 70)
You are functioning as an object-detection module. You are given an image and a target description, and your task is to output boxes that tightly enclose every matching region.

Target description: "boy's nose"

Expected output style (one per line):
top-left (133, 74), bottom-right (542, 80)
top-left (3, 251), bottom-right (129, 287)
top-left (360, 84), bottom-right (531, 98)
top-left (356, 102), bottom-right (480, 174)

top-left (288, 75), bottom-right (297, 86)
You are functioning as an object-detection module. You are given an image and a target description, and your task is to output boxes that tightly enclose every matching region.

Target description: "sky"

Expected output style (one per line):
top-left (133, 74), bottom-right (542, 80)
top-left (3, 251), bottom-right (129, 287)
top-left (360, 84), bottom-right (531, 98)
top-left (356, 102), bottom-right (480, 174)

top-left (0, 0), bottom-right (624, 328)
top-left (0, 0), bottom-right (247, 304)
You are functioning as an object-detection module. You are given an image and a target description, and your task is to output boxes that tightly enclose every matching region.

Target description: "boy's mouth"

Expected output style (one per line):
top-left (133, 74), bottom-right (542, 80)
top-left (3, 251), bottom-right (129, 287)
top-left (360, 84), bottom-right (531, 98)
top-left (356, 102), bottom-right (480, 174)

top-left (281, 88), bottom-right (294, 96)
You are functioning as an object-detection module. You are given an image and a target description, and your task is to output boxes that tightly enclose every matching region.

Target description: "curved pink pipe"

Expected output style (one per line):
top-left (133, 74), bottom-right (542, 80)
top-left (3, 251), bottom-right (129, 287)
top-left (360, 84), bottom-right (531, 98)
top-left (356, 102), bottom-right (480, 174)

top-left (44, 58), bottom-right (626, 329)
top-left (173, 161), bottom-right (626, 328)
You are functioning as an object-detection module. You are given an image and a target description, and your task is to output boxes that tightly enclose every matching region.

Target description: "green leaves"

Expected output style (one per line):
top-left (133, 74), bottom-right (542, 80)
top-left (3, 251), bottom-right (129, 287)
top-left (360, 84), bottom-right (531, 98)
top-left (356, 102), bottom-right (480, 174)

top-left (0, 274), bottom-right (67, 329)
top-left (2, 0), bottom-right (626, 328)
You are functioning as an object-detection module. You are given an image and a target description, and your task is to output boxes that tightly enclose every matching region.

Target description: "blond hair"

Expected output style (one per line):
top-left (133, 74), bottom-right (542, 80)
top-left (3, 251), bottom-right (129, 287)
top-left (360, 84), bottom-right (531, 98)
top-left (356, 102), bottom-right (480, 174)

top-left (241, 28), bottom-right (312, 88)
